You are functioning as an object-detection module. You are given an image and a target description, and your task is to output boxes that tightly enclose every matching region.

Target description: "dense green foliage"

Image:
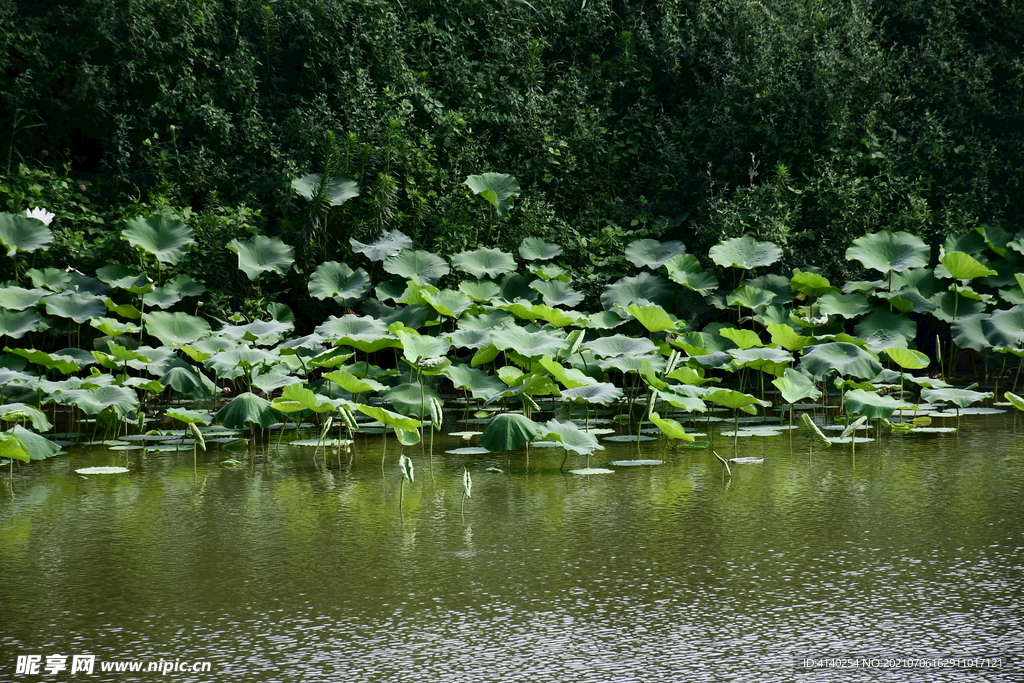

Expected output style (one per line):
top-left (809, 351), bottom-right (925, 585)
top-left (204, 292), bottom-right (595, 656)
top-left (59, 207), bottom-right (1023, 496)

top-left (3, 0), bottom-right (1023, 308)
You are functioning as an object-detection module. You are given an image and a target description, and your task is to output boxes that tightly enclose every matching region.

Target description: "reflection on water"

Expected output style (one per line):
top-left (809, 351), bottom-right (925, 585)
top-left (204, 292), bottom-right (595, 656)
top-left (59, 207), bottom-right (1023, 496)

top-left (2, 414), bottom-right (1023, 681)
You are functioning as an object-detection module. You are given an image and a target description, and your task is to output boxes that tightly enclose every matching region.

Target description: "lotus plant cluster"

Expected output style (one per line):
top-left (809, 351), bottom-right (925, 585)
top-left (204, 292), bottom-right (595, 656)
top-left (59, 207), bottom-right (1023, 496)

top-left (3, 201), bottom-right (1021, 467)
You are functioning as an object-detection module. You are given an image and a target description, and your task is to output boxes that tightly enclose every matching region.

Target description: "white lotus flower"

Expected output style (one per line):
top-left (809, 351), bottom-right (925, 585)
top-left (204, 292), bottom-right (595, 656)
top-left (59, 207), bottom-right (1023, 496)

top-left (25, 207), bottom-right (55, 225)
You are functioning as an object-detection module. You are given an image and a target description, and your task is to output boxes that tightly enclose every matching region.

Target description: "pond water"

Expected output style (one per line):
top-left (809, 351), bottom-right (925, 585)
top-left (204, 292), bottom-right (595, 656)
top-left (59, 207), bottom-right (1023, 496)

top-left (2, 412), bottom-right (1023, 682)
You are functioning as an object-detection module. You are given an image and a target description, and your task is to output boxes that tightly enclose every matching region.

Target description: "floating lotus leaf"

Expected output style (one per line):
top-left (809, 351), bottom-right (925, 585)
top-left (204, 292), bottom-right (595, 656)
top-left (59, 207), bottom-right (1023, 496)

top-left (920, 387), bottom-right (992, 409)
top-left (530, 279), bottom-right (583, 308)
top-left (121, 215), bottom-right (194, 265)
top-left (772, 367), bottom-right (821, 404)
top-left (519, 237), bottom-right (562, 260)
top-left (217, 392), bottom-right (281, 429)
top-left (543, 419), bottom-right (604, 454)
top-left (451, 247), bottom-right (517, 279)
top-left (937, 251), bottom-right (997, 280)
top-left (42, 291), bottom-right (106, 323)
top-left (569, 468), bottom-right (615, 474)
top-left (708, 236), bottom-right (782, 270)
top-left (308, 261), bottom-right (370, 304)
top-left (446, 447), bottom-right (491, 455)
top-left (292, 173), bottom-right (359, 206)
top-left (844, 389), bottom-right (905, 419)
top-left (800, 342), bottom-right (882, 379)
top-left (144, 311), bottom-right (211, 347)
top-left (561, 383), bottom-right (623, 405)
top-left (0, 212), bottom-right (54, 256)
top-left (75, 466), bottom-right (130, 474)
top-left (490, 326), bottom-right (565, 357)
top-left (350, 228), bottom-right (412, 262)
top-left (0, 307), bottom-right (45, 339)
top-left (624, 239), bottom-right (686, 269)
top-left (464, 172), bottom-right (520, 218)
top-left (227, 235), bottom-right (295, 281)
top-left (581, 334), bottom-right (657, 358)
top-left (0, 286), bottom-right (45, 310)
top-left (846, 230), bottom-right (929, 274)
top-left (383, 249), bottom-right (450, 285)
top-left (600, 272), bottom-right (675, 312)
top-left (478, 413), bottom-right (544, 452)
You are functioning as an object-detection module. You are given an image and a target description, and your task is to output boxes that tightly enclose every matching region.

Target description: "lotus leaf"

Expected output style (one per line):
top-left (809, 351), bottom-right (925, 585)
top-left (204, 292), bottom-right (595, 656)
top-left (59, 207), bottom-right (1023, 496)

top-left (251, 365), bottom-right (302, 393)
top-left (350, 229), bottom-right (413, 261)
top-left (459, 279), bottom-right (502, 302)
top-left (42, 291), bottom-right (106, 323)
top-left (324, 368), bottom-right (385, 394)
top-left (581, 334), bottom-right (657, 358)
top-left (227, 235), bottom-right (295, 281)
top-left (846, 230), bottom-right (930, 275)
top-left (420, 288), bottom-right (473, 317)
top-left (800, 413), bottom-right (832, 446)
top-left (292, 173), bottom-right (359, 206)
top-left (0, 286), bottom-right (45, 310)
top-left (817, 291), bottom-right (871, 319)
top-left (443, 364), bottom-right (506, 401)
top-left (648, 412), bottom-right (694, 441)
top-left (937, 252), bottom-right (997, 280)
top-left (519, 237), bottom-right (562, 260)
top-left (63, 385), bottom-right (140, 417)
top-left (217, 392), bottom-right (281, 428)
top-left (354, 405), bottom-right (421, 431)
top-left (790, 271), bottom-right (834, 297)
top-left (843, 389), bottom-right (905, 419)
top-left (383, 249), bottom-right (450, 285)
top-left (308, 261), bottom-right (370, 304)
top-left (920, 387), bottom-right (992, 409)
top-left (490, 326), bottom-right (565, 357)
top-left (219, 319), bottom-right (294, 346)
top-left (884, 347), bottom-right (930, 370)
top-left (624, 239), bottom-right (686, 270)
top-left (982, 305), bottom-right (1024, 348)
top-left (718, 328), bottom-right (763, 349)
top-left (726, 285), bottom-right (774, 312)
top-left (600, 272), bottom-right (675, 312)
top-left (772, 367), bottom-right (821, 404)
top-left (315, 315), bottom-right (398, 353)
top-left (530, 279), bottom-right (583, 308)
top-left (708, 236), bottom-right (782, 270)
top-left (0, 308), bottom-right (45, 339)
top-left (663, 254), bottom-right (719, 296)
top-left (527, 263), bottom-right (570, 282)
top-left (561, 383), bottom-right (623, 405)
top-left (929, 291), bottom-right (987, 322)
top-left (478, 413), bottom-right (543, 452)
top-left (0, 212), bottom-right (54, 256)
top-left (464, 172), bottom-right (520, 218)
top-left (0, 403), bottom-right (53, 431)
top-left (121, 215), bottom-right (194, 265)
top-left (451, 247), bottom-right (517, 279)
top-left (26, 267), bottom-right (71, 291)
top-left (144, 311), bottom-right (211, 347)
top-left (800, 342), bottom-right (882, 379)
top-left (542, 419), bottom-right (604, 454)
top-left (383, 382), bottom-right (444, 418)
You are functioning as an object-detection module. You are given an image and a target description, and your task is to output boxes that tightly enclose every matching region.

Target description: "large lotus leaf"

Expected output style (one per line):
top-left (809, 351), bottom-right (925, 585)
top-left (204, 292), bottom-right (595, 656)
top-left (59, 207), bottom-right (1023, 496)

top-left (383, 249), bottom-right (450, 285)
top-left (0, 433), bottom-right (29, 463)
top-left (582, 334), bottom-right (658, 358)
top-left (766, 323), bottom-right (813, 352)
top-left (315, 315), bottom-right (399, 353)
top-left (144, 311), bottom-right (211, 347)
top-left (227, 235), bottom-right (295, 281)
top-left (950, 314), bottom-right (990, 352)
top-left (142, 287), bottom-right (182, 309)
top-left (459, 311), bottom-right (514, 331)
top-left (478, 413), bottom-right (543, 452)
top-left (205, 347), bottom-right (277, 380)
top-left (350, 229), bottom-right (412, 262)
top-left (543, 419), bottom-right (604, 454)
top-left (308, 261), bottom-right (370, 304)
top-left (890, 268), bottom-right (943, 297)
top-left (844, 389), bottom-right (905, 419)
top-left (708, 236), bottom-right (782, 270)
top-left (0, 286), bottom-right (45, 310)
top-left (323, 368), bottom-right (385, 394)
top-left (121, 215), bottom-right (193, 265)
top-left (884, 347), bottom-right (930, 370)
top-left (527, 263), bottom-right (570, 282)
top-left (937, 252), bottom-right (997, 280)
top-left (519, 237), bottom-right (562, 260)
top-left (26, 267), bottom-right (71, 292)
top-left (921, 387), bottom-right (992, 409)
top-left (623, 303), bottom-right (680, 333)
top-left (625, 239), bottom-right (686, 269)
top-left (382, 382), bottom-right (443, 418)
top-left (451, 247), bottom-right (517, 279)
top-left (818, 291), bottom-right (871, 319)
top-left (560, 383), bottom-right (623, 405)
top-left (490, 326), bottom-right (565, 357)
top-left (876, 288), bottom-right (936, 314)
top-left (600, 272), bottom-right (675, 312)
top-left (270, 384), bottom-right (343, 414)
top-left (40, 292), bottom-right (105, 323)
top-left (663, 254), bottom-right (719, 296)
top-left (64, 385), bottom-right (140, 417)
top-left (800, 342), bottom-right (882, 379)
top-left (6, 425), bottom-right (60, 461)
top-left (355, 404), bottom-right (422, 431)
top-left (499, 273), bottom-right (537, 301)
top-left (729, 346), bottom-right (794, 371)
top-left (217, 392), bottom-right (281, 428)
top-left (219, 319), bottom-right (294, 346)
top-left (6, 348), bottom-right (79, 374)
top-left (159, 364), bottom-right (216, 396)
top-left (536, 356), bottom-right (595, 389)
top-left (854, 308), bottom-right (916, 343)
top-left (292, 173), bottom-right (359, 206)
top-left (443, 364), bottom-right (506, 401)
top-left (929, 291), bottom-right (987, 322)
top-left (396, 329), bottom-right (451, 365)
top-left (648, 413), bottom-right (695, 441)
top-left (725, 285), bottom-right (774, 311)
top-left (96, 264), bottom-right (148, 291)
top-left (790, 271), bottom-right (834, 297)
top-left (445, 329), bottom-right (490, 351)
top-left (705, 388), bottom-right (769, 412)
top-left (530, 305), bottom-right (583, 328)
top-left (982, 305), bottom-right (1024, 348)
top-left (0, 403), bottom-right (53, 431)
top-left (0, 212), bottom-right (54, 256)
top-left (0, 307), bottom-right (44, 339)
top-left (464, 173), bottom-right (520, 218)
top-left (420, 288), bottom-right (473, 318)
top-left (530, 279), bottom-right (583, 308)
top-left (458, 279), bottom-right (502, 303)
top-left (845, 231), bottom-right (929, 274)
top-left (164, 408), bottom-right (212, 425)
top-left (771, 367), bottom-right (821, 404)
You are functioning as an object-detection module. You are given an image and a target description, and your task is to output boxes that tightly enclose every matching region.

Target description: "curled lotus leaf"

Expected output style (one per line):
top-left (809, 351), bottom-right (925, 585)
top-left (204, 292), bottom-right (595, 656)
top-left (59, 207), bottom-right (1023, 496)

top-left (464, 173), bottom-right (520, 218)
top-left (478, 413), bottom-right (544, 452)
